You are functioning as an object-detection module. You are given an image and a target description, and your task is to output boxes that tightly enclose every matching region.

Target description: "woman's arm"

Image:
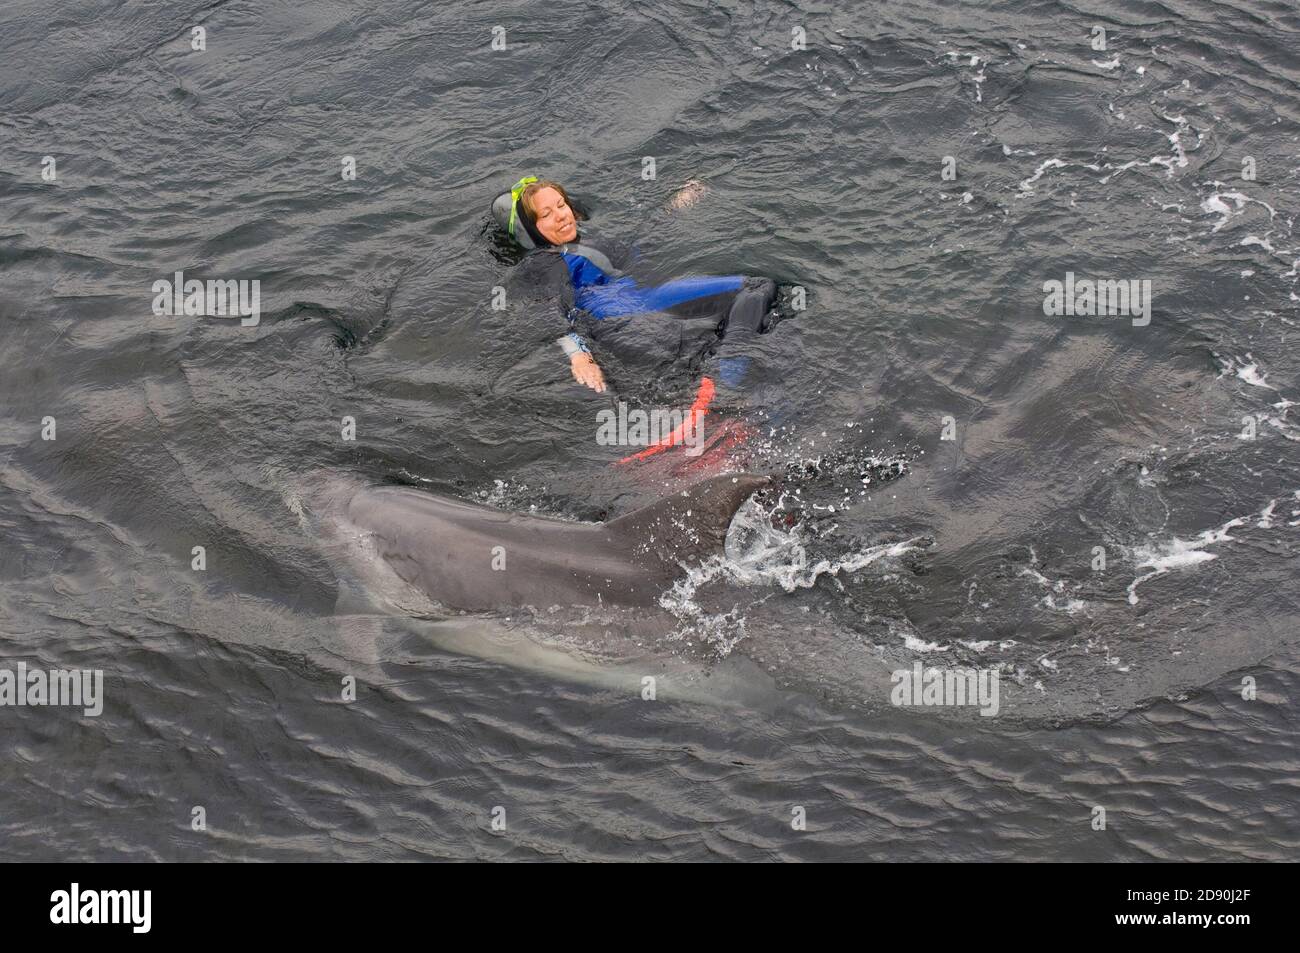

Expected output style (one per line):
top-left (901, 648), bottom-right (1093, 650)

top-left (512, 250), bottom-right (607, 393)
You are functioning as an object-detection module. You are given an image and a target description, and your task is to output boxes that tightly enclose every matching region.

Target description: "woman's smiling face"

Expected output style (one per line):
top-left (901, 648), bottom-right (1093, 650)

top-left (529, 186), bottom-right (578, 244)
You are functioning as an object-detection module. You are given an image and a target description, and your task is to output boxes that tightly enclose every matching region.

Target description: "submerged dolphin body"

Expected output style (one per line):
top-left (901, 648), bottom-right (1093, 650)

top-left (334, 472), bottom-right (773, 611)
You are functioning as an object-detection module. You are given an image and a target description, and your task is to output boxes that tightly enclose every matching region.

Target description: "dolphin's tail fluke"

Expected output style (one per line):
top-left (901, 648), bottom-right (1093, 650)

top-left (607, 472), bottom-right (774, 567)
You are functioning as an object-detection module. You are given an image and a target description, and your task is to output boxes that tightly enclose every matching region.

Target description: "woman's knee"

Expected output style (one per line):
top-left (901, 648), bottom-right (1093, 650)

top-left (725, 277), bottom-right (778, 333)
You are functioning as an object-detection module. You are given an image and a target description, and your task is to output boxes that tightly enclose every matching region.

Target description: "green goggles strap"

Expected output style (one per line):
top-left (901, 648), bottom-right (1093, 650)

top-left (507, 175), bottom-right (539, 241)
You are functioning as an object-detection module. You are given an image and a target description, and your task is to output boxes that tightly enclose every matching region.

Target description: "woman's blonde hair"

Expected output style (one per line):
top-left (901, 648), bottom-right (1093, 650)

top-left (519, 180), bottom-right (582, 222)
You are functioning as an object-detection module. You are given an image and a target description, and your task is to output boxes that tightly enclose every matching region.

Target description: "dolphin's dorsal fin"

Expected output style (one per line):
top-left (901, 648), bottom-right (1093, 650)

top-left (606, 473), bottom-right (773, 566)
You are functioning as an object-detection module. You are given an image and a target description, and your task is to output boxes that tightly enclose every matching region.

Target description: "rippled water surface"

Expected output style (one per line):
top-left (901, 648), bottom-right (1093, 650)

top-left (2, 0), bottom-right (1298, 860)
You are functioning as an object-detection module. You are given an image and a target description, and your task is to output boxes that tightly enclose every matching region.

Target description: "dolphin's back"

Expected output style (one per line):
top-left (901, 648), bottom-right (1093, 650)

top-left (346, 486), bottom-right (651, 610)
top-left (342, 474), bottom-right (772, 612)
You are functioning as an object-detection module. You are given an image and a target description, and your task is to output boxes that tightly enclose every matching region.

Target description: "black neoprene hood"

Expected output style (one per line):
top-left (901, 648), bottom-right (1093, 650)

top-left (515, 199), bottom-right (554, 247)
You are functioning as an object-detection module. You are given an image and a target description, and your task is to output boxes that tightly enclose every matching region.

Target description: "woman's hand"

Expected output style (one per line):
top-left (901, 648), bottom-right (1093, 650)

top-left (571, 351), bottom-right (606, 392)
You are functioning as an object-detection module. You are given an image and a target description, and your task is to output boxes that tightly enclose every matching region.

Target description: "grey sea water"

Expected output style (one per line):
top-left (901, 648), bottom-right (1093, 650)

top-left (1, 0), bottom-right (1297, 860)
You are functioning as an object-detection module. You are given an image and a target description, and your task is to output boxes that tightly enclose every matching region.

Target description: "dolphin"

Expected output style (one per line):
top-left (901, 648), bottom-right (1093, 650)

top-left (331, 472), bottom-right (773, 612)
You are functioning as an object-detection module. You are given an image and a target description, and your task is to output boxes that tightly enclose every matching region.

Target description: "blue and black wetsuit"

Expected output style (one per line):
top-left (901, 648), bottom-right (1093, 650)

top-left (513, 230), bottom-right (778, 390)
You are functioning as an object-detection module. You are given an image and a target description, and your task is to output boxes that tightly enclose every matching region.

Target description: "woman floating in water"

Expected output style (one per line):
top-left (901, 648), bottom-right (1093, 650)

top-left (491, 175), bottom-right (781, 394)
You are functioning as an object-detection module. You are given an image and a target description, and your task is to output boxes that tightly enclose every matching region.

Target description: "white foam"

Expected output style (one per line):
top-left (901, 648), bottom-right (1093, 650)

top-left (1019, 566), bottom-right (1051, 586)
top-left (903, 633), bottom-right (948, 652)
top-left (1148, 116), bottom-right (1192, 176)
top-left (1265, 414), bottom-right (1300, 442)
top-left (1018, 561), bottom-right (1089, 613)
top-left (1099, 160), bottom-right (1141, 184)
top-left (1200, 190), bottom-right (1277, 232)
top-left (1201, 192), bottom-right (1244, 230)
top-left (1126, 516), bottom-right (1246, 604)
top-left (1234, 353), bottom-right (1275, 389)
top-left (657, 499), bottom-right (926, 651)
top-left (1019, 158), bottom-right (1066, 193)
top-left (1042, 593), bottom-right (1088, 614)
